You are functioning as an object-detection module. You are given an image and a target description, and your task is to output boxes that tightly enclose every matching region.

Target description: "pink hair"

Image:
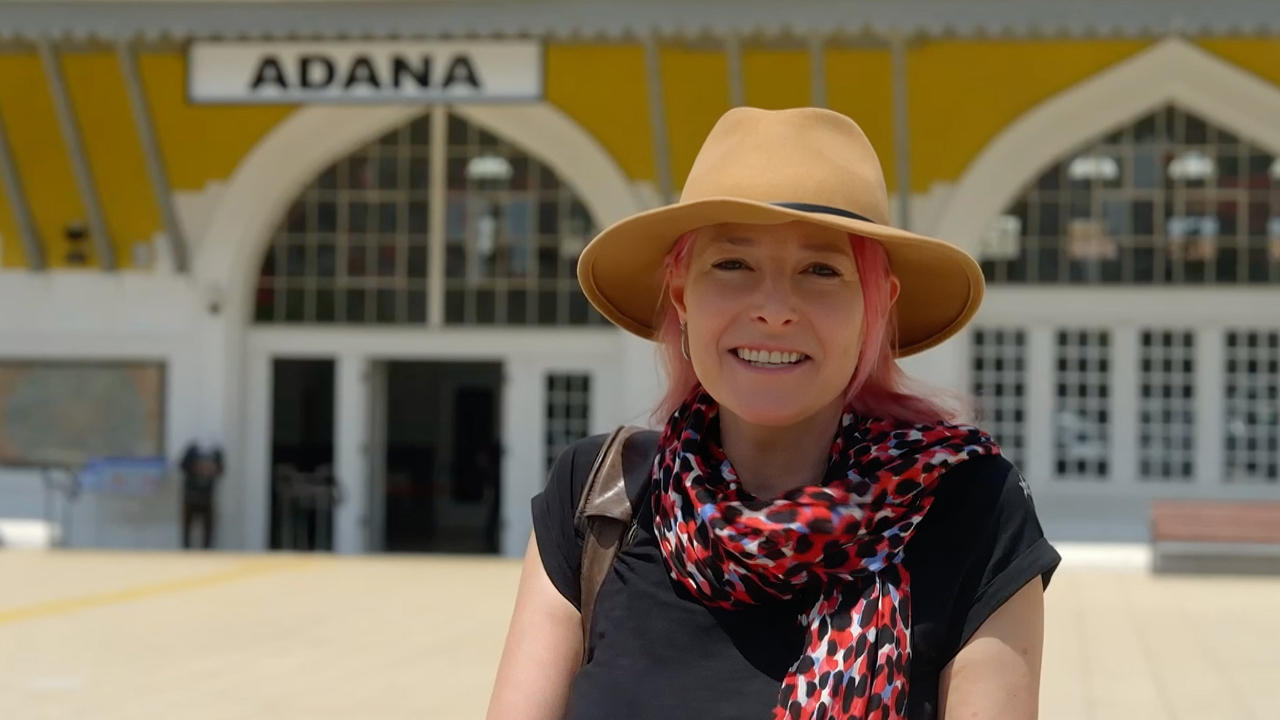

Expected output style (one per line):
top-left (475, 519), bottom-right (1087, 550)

top-left (654, 228), bottom-right (960, 425)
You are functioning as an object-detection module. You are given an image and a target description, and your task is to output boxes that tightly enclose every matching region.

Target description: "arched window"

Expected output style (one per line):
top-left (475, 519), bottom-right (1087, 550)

top-left (253, 112), bottom-right (605, 326)
top-left (979, 105), bottom-right (1280, 285)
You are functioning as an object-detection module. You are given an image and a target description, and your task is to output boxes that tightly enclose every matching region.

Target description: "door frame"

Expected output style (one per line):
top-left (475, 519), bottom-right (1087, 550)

top-left (242, 326), bottom-right (622, 553)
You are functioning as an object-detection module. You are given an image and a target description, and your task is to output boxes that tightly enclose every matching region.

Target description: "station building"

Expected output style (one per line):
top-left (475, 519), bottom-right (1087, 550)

top-left (0, 1), bottom-right (1276, 554)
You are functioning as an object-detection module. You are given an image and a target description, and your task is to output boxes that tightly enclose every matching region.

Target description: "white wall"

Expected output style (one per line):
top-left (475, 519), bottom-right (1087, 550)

top-left (0, 272), bottom-right (219, 549)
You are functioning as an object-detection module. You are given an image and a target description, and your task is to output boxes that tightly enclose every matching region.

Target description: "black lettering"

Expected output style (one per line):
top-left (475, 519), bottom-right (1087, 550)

top-left (299, 55), bottom-right (335, 89)
top-left (249, 56), bottom-right (288, 90)
top-left (443, 55), bottom-right (481, 89)
top-left (392, 55), bottom-right (432, 89)
top-left (344, 55), bottom-right (381, 89)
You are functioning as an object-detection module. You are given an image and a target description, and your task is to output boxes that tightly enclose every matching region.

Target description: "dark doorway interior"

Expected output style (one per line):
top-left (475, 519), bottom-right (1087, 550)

top-left (382, 361), bottom-right (502, 553)
top-left (269, 358), bottom-right (337, 551)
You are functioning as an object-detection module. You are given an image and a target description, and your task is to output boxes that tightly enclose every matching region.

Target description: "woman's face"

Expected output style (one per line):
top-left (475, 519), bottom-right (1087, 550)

top-left (671, 221), bottom-right (866, 428)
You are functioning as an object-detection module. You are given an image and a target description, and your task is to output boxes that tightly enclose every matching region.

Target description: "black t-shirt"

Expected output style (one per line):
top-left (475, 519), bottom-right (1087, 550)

top-left (532, 433), bottom-right (1062, 720)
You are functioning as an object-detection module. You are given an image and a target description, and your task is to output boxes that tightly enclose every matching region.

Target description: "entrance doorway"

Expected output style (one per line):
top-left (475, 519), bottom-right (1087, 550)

top-left (269, 359), bottom-right (338, 551)
top-left (370, 361), bottom-right (503, 553)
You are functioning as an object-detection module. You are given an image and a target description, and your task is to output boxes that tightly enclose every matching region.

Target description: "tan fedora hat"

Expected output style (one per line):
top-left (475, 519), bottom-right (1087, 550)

top-left (576, 106), bottom-right (985, 357)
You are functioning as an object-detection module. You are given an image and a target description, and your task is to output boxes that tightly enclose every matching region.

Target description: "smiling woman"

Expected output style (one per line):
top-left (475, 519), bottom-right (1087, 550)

top-left (488, 107), bottom-right (1060, 720)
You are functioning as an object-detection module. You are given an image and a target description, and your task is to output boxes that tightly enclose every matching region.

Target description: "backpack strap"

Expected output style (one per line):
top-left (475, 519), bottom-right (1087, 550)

top-left (573, 425), bottom-right (652, 666)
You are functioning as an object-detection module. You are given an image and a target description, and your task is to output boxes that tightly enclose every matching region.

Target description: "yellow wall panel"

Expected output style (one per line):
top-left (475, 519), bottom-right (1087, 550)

top-left (1196, 37), bottom-right (1280, 90)
top-left (0, 171), bottom-right (22, 268)
top-left (826, 49), bottom-right (896, 189)
top-left (545, 44), bottom-right (654, 182)
top-left (906, 39), bottom-right (1151, 192)
top-left (742, 48), bottom-right (810, 110)
top-left (659, 46), bottom-right (730, 191)
top-left (62, 51), bottom-right (163, 269)
top-left (0, 52), bottom-right (91, 268)
top-left (138, 51), bottom-right (295, 191)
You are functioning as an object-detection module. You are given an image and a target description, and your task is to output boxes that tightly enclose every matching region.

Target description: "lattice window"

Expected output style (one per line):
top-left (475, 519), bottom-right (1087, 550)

top-left (444, 115), bottom-right (605, 326)
top-left (970, 327), bottom-right (1027, 469)
top-left (254, 113), bottom-right (604, 326)
top-left (1139, 330), bottom-right (1196, 481)
top-left (256, 119), bottom-right (432, 324)
top-left (981, 105), bottom-right (1280, 285)
top-left (1224, 330), bottom-right (1280, 483)
top-left (545, 373), bottom-right (591, 472)
top-left (1054, 330), bottom-right (1110, 480)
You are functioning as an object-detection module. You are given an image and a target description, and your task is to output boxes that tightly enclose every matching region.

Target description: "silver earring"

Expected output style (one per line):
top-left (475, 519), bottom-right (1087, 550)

top-left (680, 323), bottom-right (690, 360)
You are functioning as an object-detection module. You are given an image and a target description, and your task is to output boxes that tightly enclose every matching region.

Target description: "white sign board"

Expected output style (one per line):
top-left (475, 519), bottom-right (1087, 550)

top-left (188, 41), bottom-right (543, 104)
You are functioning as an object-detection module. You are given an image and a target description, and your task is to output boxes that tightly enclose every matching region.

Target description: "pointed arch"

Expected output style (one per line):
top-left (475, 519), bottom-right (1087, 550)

top-left (934, 37), bottom-right (1280, 254)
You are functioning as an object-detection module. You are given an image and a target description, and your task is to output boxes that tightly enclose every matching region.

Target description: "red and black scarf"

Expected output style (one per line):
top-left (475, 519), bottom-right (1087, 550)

top-left (651, 388), bottom-right (999, 720)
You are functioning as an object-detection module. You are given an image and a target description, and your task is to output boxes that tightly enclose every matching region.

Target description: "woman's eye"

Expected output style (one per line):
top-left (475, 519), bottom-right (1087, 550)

top-left (806, 263), bottom-right (841, 277)
top-left (712, 259), bottom-right (748, 271)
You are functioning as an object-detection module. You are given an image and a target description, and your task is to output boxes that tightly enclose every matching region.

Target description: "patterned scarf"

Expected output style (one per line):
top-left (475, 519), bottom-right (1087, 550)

top-left (651, 388), bottom-right (999, 720)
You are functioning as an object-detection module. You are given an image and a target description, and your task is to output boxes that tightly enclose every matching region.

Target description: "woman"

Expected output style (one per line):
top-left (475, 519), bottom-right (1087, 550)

top-left (488, 107), bottom-right (1061, 720)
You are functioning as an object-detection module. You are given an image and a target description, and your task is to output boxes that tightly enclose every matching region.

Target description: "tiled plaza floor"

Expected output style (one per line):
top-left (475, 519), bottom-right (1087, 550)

top-left (2, 549), bottom-right (1277, 719)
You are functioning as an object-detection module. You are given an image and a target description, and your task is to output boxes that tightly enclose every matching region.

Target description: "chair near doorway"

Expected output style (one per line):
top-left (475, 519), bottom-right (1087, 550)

top-left (273, 463), bottom-right (343, 551)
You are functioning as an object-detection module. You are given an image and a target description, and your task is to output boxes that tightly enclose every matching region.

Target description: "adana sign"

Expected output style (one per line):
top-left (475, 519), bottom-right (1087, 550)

top-left (188, 41), bottom-right (543, 104)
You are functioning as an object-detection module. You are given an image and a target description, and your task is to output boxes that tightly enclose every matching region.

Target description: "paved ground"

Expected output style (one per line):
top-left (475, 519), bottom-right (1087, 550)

top-left (1, 548), bottom-right (1278, 720)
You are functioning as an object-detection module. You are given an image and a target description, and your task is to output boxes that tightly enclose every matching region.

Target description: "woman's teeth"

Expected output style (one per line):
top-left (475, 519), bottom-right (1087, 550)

top-left (734, 348), bottom-right (806, 366)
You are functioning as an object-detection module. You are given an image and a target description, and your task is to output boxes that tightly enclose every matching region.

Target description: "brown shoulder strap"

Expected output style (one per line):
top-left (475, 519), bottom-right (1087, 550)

top-left (575, 425), bottom-right (643, 666)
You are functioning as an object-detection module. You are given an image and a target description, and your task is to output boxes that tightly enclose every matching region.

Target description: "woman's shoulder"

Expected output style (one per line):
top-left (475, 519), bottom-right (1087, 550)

top-left (931, 453), bottom-right (1038, 522)
top-left (546, 429), bottom-right (662, 502)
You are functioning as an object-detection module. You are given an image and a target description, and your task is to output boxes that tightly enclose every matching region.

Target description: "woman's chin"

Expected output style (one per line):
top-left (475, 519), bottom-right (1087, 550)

top-left (716, 396), bottom-right (827, 429)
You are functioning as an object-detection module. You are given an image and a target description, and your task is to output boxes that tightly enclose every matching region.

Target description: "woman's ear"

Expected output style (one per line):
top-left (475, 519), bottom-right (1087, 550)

top-left (887, 275), bottom-right (902, 307)
top-left (668, 277), bottom-right (688, 325)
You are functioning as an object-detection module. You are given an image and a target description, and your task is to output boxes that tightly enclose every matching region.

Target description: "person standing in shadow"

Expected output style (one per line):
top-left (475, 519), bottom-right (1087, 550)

top-left (180, 441), bottom-right (224, 549)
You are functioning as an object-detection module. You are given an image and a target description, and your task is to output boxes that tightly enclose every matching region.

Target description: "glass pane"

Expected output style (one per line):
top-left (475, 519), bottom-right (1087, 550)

top-left (315, 289), bottom-right (336, 323)
top-left (407, 290), bottom-right (427, 323)
top-left (408, 246), bottom-right (428, 279)
top-left (343, 289), bottom-right (366, 322)
top-left (376, 289), bottom-right (397, 323)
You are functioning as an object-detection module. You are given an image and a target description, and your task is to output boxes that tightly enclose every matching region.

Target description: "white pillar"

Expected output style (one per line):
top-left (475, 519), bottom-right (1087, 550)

top-left (241, 345), bottom-right (272, 550)
top-left (618, 331), bottom-right (663, 428)
top-left (1025, 326), bottom-right (1055, 485)
top-left (501, 359), bottom-right (542, 557)
top-left (1194, 326), bottom-right (1225, 494)
top-left (899, 339), bottom-right (967, 396)
top-left (1111, 326), bottom-right (1140, 486)
top-left (333, 353), bottom-right (368, 554)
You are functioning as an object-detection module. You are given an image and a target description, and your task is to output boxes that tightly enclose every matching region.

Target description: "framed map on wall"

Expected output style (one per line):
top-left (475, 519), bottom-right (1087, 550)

top-left (0, 362), bottom-right (166, 467)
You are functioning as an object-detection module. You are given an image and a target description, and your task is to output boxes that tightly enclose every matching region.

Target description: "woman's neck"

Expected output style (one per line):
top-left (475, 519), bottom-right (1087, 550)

top-left (718, 398), bottom-right (844, 500)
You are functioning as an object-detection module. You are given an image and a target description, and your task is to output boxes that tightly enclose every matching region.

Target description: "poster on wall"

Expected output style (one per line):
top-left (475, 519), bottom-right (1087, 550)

top-left (188, 41), bottom-right (543, 104)
top-left (0, 362), bottom-right (165, 468)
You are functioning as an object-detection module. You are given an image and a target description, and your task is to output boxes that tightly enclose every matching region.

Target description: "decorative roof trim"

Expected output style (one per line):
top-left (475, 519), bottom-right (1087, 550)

top-left (1, 0), bottom-right (1278, 43)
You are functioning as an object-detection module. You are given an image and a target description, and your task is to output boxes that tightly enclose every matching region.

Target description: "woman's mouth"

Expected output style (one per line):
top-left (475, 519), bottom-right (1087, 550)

top-left (732, 347), bottom-right (810, 369)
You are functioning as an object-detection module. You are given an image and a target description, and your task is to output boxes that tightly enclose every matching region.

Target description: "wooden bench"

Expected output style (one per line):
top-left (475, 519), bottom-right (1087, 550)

top-left (1151, 500), bottom-right (1280, 575)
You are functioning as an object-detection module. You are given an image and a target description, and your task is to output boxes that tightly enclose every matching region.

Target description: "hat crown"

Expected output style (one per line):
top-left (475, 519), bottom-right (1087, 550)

top-left (679, 107), bottom-right (891, 225)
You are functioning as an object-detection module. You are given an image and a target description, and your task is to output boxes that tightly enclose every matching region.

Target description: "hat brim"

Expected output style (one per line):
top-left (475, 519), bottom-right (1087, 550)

top-left (577, 197), bottom-right (985, 357)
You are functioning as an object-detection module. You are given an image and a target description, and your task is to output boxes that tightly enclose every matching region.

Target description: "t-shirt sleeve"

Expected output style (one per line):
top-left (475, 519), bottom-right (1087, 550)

top-left (530, 434), bottom-right (607, 611)
top-left (955, 458), bottom-right (1062, 649)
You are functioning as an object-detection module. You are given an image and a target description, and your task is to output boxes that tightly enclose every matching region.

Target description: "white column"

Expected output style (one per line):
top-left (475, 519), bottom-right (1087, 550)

top-left (618, 331), bottom-right (663, 428)
top-left (1025, 326), bottom-right (1055, 486)
top-left (241, 345), bottom-right (273, 550)
top-left (1111, 326), bottom-right (1140, 487)
top-left (500, 359), bottom-right (543, 557)
top-left (1194, 326), bottom-right (1225, 495)
top-left (899, 338), bottom-right (967, 396)
top-left (333, 353), bottom-right (369, 554)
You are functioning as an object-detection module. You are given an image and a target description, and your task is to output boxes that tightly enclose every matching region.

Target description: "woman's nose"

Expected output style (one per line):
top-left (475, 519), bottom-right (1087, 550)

top-left (751, 274), bottom-right (797, 327)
